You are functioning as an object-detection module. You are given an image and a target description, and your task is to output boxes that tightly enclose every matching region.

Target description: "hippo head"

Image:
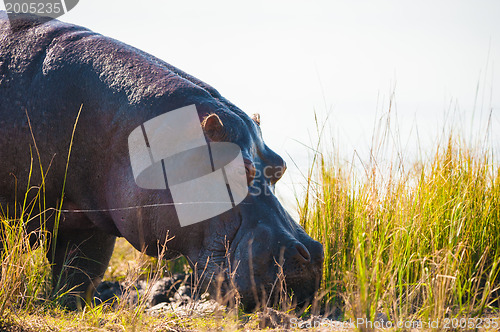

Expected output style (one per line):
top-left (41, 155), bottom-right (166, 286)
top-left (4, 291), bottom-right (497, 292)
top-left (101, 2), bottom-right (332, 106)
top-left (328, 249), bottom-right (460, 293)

top-left (185, 106), bottom-right (324, 309)
top-left (112, 102), bottom-right (323, 310)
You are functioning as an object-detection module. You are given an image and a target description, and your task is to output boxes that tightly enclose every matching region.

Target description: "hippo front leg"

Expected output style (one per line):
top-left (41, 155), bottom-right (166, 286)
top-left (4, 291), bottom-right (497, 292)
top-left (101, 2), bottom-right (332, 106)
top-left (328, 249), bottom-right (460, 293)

top-left (48, 224), bottom-right (116, 310)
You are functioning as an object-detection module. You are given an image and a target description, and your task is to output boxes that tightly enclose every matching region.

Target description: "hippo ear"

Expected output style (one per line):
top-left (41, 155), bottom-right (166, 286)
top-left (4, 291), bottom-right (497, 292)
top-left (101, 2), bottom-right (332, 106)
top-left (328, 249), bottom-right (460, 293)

top-left (202, 113), bottom-right (226, 141)
top-left (251, 113), bottom-right (261, 126)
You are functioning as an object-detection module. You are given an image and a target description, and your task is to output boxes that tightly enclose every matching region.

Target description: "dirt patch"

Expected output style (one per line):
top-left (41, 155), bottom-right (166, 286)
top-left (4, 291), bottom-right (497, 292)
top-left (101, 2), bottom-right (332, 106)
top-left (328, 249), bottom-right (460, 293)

top-left (94, 275), bottom-right (350, 330)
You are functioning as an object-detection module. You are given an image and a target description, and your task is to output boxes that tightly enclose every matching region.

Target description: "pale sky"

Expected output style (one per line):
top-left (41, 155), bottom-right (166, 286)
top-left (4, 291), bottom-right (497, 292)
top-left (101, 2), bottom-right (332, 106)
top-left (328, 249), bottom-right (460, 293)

top-left (2, 1), bottom-right (500, 214)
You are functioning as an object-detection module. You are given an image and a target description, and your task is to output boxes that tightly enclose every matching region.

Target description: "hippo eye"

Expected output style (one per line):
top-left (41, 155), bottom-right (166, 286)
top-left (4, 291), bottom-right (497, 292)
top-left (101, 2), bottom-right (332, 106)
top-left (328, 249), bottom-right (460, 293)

top-left (244, 159), bottom-right (256, 185)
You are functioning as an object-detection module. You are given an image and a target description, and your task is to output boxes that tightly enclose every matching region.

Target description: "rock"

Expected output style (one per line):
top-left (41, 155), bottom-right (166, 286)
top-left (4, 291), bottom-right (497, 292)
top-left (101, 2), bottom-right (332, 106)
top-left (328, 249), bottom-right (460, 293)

top-left (94, 274), bottom-right (193, 308)
top-left (94, 281), bottom-right (123, 305)
top-left (149, 274), bottom-right (190, 306)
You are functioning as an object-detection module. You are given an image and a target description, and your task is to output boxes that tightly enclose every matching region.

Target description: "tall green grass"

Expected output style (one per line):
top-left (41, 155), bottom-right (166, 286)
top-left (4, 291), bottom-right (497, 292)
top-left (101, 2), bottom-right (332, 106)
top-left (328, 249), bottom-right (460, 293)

top-left (301, 131), bottom-right (500, 324)
top-left (0, 159), bottom-right (52, 323)
top-left (0, 215), bottom-right (51, 321)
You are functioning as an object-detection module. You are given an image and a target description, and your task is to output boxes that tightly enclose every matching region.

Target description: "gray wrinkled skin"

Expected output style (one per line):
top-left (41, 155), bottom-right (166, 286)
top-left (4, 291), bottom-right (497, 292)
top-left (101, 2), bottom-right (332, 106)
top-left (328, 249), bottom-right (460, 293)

top-left (0, 12), bottom-right (323, 309)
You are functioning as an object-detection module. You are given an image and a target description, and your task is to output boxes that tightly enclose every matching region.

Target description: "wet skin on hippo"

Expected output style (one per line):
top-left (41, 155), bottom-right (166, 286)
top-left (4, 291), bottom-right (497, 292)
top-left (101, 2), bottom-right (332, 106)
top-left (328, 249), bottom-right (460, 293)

top-left (0, 12), bottom-right (324, 310)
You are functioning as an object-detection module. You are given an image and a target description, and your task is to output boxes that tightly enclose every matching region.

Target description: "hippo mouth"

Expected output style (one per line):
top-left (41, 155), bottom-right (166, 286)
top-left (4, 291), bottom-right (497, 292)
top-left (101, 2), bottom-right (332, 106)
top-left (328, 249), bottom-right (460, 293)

top-left (191, 213), bottom-right (323, 310)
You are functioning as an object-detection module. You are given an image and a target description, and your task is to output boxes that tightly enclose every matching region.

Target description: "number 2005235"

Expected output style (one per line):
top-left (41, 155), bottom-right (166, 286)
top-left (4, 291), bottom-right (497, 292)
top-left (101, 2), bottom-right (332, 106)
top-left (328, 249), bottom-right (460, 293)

top-left (5, 2), bottom-right (63, 15)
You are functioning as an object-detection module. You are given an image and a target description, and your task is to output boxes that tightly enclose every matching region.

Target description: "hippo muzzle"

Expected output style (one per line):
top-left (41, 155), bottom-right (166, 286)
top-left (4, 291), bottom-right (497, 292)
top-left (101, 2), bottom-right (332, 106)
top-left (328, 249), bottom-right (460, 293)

top-left (228, 189), bottom-right (324, 309)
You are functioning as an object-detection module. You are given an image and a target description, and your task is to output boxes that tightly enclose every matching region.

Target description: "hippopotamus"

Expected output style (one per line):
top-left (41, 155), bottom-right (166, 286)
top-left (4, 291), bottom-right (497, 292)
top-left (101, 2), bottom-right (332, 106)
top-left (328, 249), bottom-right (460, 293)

top-left (0, 12), bottom-right (323, 309)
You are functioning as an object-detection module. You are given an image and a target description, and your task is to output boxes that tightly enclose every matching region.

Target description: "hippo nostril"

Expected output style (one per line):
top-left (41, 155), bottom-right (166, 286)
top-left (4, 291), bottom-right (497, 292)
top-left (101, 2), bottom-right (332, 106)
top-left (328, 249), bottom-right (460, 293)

top-left (294, 243), bottom-right (311, 263)
top-left (309, 240), bottom-right (324, 264)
